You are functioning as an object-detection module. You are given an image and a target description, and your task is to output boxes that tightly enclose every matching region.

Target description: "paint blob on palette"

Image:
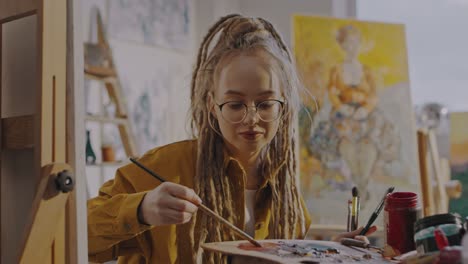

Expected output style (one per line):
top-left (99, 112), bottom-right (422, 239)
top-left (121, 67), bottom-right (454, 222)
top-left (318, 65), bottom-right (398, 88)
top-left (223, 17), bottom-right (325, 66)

top-left (202, 240), bottom-right (391, 264)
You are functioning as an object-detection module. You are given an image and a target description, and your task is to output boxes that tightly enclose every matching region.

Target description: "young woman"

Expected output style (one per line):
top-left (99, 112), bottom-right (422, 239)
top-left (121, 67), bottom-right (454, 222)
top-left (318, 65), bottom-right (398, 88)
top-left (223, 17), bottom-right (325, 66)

top-left (88, 14), bottom-right (372, 264)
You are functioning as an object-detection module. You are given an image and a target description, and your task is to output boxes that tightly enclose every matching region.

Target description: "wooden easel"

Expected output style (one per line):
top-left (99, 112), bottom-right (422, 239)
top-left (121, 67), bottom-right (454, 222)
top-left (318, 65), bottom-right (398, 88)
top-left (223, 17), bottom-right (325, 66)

top-left (418, 129), bottom-right (462, 216)
top-left (18, 164), bottom-right (74, 263)
top-left (1, 0), bottom-right (78, 263)
top-left (84, 10), bottom-right (137, 158)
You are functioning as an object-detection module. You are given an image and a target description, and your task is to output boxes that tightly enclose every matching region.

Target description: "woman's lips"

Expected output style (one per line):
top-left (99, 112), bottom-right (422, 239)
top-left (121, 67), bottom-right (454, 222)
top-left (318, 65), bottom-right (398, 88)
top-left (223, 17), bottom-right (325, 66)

top-left (239, 131), bottom-right (262, 140)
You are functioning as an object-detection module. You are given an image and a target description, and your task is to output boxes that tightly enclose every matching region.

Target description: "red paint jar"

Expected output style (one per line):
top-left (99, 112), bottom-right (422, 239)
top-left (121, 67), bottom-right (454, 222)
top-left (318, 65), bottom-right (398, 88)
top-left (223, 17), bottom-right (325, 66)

top-left (384, 192), bottom-right (421, 255)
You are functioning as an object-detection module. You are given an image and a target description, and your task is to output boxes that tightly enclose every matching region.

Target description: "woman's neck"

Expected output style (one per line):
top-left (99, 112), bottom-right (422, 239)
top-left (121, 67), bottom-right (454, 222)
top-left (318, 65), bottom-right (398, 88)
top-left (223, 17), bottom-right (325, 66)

top-left (237, 154), bottom-right (262, 190)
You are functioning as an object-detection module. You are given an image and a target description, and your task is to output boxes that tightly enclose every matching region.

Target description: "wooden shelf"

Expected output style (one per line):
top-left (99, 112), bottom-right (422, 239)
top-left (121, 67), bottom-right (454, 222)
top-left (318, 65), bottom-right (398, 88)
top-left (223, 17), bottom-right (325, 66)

top-left (85, 114), bottom-right (127, 125)
top-left (84, 65), bottom-right (115, 78)
top-left (84, 72), bottom-right (116, 83)
top-left (86, 161), bottom-right (128, 167)
top-left (82, 9), bottom-right (138, 158)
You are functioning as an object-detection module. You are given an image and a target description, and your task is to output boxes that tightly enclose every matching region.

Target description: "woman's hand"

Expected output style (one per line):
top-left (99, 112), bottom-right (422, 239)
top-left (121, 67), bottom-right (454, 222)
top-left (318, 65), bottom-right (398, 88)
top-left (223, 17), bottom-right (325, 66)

top-left (331, 226), bottom-right (377, 243)
top-left (138, 182), bottom-right (202, 226)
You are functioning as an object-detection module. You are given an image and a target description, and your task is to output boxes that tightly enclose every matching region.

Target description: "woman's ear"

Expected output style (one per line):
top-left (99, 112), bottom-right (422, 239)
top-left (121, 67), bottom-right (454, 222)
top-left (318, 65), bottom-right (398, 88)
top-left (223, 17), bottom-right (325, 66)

top-left (207, 92), bottom-right (218, 119)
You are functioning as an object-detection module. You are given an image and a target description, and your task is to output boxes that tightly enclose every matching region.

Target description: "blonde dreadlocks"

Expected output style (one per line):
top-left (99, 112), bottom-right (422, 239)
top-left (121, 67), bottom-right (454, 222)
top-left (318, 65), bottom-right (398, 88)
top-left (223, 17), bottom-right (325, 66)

top-left (177, 14), bottom-right (307, 263)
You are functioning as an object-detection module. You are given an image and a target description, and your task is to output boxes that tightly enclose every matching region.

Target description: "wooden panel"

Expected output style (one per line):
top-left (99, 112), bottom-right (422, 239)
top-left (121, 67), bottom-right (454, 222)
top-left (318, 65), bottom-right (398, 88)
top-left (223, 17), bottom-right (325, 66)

top-left (55, 208), bottom-right (66, 263)
top-left (66, 0), bottom-right (86, 261)
top-left (0, 0), bottom-right (37, 22)
top-left (18, 163), bottom-right (71, 263)
top-left (36, 0), bottom-right (69, 263)
top-left (104, 81), bottom-right (127, 117)
top-left (428, 130), bottom-right (448, 214)
top-left (118, 122), bottom-right (138, 157)
top-left (39, 0), bottom-right (67, 165)
top-left (0, 14), bottom-right (37, 264)
top-left (418, 130), bottom-right (434, 217)
top-left (0, 20), bottom-right (2, 264)
top-left (2, 115), bottom-right (34, 149)
top-left (1, 15), bottom-right (37, 118)
top-left (86, 114), bottom-right (127, 125)
top-left (85, 65), bottom-right (116, 77)
top-left (1, 149), bottom-right (35, 264)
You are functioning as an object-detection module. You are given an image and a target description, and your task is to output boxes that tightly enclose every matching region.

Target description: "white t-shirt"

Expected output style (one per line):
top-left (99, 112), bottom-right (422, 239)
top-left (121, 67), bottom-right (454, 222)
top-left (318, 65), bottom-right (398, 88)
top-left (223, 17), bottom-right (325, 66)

top-left (244, 189), bottom-right (257, 237)
top-left (197, 189), bottom-right (258, 264)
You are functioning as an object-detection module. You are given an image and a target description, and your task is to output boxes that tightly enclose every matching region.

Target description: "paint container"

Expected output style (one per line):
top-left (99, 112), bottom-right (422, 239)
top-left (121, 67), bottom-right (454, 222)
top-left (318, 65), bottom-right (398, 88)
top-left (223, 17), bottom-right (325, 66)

top-left (439, 246), bottom-right (463, 264)
top-left (384, 192), bottom-right (421, 255)
top-left (414, 213), bottom-right (463, 254)
top-left (101, 144), bottom-right (116, 162)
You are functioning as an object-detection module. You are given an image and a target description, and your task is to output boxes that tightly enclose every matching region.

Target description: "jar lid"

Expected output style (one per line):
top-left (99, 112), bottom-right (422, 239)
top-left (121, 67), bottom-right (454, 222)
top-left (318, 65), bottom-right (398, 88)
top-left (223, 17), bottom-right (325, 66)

top-left (414, 213), bottom-right (462, 233)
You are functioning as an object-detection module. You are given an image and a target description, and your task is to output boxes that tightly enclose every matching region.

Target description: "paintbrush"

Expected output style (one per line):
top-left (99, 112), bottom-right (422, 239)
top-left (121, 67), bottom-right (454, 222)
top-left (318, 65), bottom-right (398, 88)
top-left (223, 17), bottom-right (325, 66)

top-left (341, 238), bottom-right (383, 253)
top-left (351, 187), bottom-right (360, 231)
top-left (129, 157), bottom-right (262, 247)
top-left (359, 186), bottom-right (395, 236)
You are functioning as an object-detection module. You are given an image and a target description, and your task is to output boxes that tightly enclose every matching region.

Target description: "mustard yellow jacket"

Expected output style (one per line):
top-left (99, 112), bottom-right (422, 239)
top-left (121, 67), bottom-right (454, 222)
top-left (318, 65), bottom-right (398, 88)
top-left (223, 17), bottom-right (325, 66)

top-left (88, 140), bottom-right (311, 263)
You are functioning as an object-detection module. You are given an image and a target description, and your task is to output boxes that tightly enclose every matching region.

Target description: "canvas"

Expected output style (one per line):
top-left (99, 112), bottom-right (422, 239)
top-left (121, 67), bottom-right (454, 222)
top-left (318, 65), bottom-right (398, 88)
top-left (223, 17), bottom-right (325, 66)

top-left (293, 16), bottom-right (420, 225)
top-left (448, 112), bottom-right (468, 218)
top-left (111, 40), bottom-right (191, 154)
top-left (108, 0), bottom-right (190, 50)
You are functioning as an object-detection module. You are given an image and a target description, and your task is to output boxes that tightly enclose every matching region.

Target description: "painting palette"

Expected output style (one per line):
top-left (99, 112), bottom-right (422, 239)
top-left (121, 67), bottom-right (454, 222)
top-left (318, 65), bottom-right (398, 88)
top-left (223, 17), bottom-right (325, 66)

top-left (202, 239), bottom-right (391, 264)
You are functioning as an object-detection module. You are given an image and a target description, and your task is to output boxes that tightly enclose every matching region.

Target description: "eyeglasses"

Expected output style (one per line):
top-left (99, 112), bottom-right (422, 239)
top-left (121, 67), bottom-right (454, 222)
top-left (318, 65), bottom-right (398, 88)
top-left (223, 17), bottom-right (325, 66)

top-left (216, 99), bottom-right (285, 124)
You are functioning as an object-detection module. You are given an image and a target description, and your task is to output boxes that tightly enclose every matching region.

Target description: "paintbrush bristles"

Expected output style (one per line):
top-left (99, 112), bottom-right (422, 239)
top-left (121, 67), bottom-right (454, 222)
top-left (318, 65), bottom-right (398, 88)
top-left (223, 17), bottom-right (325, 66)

top-left (352, 186), bottom-right (359, 197)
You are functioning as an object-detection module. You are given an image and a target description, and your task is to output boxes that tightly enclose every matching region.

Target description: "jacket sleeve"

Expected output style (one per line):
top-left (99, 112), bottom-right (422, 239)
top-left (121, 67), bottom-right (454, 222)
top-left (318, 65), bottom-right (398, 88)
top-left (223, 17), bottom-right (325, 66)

top-left (87, 169), bottom-right (153, 262)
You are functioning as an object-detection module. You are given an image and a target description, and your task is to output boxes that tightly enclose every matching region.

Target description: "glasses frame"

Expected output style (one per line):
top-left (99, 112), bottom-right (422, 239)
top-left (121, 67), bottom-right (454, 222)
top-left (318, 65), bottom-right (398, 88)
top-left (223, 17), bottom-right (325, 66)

top-left (215, 99), bottom-right (285, 124)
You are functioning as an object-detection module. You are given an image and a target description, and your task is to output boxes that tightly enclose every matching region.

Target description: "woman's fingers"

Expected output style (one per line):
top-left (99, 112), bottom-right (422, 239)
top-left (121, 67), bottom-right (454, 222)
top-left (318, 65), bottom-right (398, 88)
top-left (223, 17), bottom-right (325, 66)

top-left (332, 226), bottom-right (378, 242)
top-left (164, 194), bottom-right (199, 214)
top-left (343, 227), bottom-right (365, 238)
top-left (139, 182), bottom-right (202, 226)
top-left (159, 208), bottom-right (193, 224)
top-left (364, 225), bottom-right (378, 236)
top-left (163, 182), bottom-right (202, 205)
top-left (353, 235), bottom-right (370, 244)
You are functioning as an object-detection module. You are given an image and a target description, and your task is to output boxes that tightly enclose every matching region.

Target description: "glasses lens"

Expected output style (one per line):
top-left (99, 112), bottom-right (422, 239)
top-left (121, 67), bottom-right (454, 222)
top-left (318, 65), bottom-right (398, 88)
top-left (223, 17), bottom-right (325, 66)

top-left (221, 102), bottom-right (246, 123)
top-left (257, 100), bottom-right (282, 122)
top-left (220, 100), bottom-right (283, 123)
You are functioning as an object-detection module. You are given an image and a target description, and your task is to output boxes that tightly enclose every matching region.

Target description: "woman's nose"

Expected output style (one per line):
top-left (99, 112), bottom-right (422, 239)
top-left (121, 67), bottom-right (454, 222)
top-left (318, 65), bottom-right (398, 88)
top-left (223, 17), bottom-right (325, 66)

top-left (242, 107), bottom-right (259, 125)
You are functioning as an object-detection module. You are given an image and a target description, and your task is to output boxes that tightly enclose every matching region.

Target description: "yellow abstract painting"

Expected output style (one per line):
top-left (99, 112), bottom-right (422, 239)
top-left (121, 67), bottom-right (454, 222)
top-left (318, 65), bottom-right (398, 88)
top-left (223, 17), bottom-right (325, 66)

top-left (449, 112), bottom-right (468, 218)
top-left (294, 16), bottom-right (420, 225)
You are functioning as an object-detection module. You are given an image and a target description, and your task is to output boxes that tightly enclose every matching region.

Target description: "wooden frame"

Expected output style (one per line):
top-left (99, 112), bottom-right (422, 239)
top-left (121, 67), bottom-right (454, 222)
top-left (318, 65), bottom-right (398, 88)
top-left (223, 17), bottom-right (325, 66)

top-left (66, 0), bottom-right (87, 262)
top-left (0, 7), bottom-right (39, 263)
top-left (417, 129), bottom-right (461, 217)
top-left (0, 0), bottom-right (85, 263)
top-left (0, 0), bottom-right (37, 22)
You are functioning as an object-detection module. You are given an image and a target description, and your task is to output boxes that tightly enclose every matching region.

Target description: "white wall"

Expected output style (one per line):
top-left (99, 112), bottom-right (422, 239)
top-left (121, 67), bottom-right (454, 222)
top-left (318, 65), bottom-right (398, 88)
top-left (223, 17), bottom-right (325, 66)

top-left (194, 0), bottom-right (241, 48)
top-left (238, 0), bottom-right (333, 48)
top-left (357, 0), bottom-right (468, 111)
top-left (82, 0), bottom-right (195, 199)
top-left (194, 0), bottom-right (338, 52)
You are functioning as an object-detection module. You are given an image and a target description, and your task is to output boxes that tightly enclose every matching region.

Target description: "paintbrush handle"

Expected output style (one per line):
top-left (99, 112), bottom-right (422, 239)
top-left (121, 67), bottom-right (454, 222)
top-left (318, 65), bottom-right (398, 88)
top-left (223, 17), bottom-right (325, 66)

top-left (129, 158), bottom-right (262, 247)
top-left (360, 212), bottom-right (378, 235)
top-left (198, 204), bottom-right (261, 247)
